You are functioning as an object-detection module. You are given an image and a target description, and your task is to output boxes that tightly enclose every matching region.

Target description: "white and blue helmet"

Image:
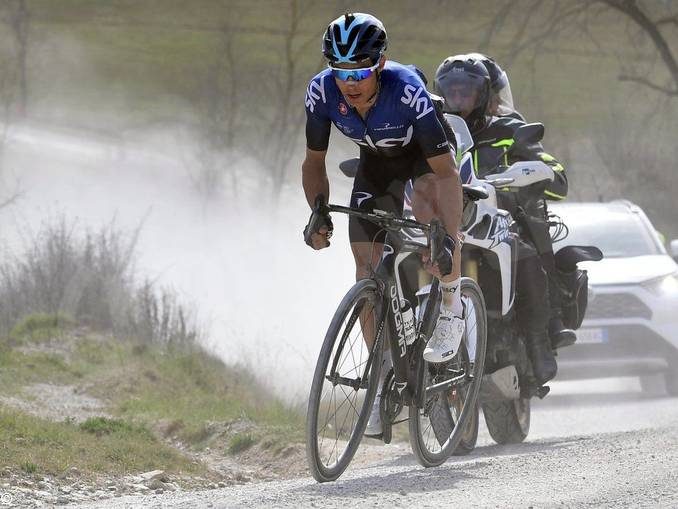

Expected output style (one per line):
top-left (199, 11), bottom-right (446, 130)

top-left (322, 13), bottom-right (388, 65)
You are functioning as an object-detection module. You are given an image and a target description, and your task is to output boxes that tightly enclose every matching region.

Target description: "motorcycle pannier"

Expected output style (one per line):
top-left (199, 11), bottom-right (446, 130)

top-left (557, 268), bottom-right (589, 330)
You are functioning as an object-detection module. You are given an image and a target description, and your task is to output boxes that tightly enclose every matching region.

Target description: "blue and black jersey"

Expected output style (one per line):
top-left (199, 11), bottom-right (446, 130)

top-left (304, 61), bottom-right (451, 161)
top-left (305, 61), bottom-right (454, 244)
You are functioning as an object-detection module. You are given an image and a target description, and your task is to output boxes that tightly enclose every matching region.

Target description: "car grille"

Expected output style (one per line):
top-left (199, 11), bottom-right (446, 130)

top-left (586, 292), bottom-right (652, 320)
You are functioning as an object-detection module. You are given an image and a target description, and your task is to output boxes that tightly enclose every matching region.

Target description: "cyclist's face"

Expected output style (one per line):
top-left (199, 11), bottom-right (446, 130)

top-left (333, 57), bottom-right (385, 109)
top-left (446, 86), bottom-right (479, 119)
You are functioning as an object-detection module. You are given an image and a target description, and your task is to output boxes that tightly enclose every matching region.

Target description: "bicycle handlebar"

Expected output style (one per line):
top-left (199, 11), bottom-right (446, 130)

top-left (309, 194), bottom-right (445, 261)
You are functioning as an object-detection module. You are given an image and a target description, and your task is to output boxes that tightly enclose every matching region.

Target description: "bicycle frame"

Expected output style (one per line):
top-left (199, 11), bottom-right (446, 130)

top-left (325, 204), bottom-right (446, 409)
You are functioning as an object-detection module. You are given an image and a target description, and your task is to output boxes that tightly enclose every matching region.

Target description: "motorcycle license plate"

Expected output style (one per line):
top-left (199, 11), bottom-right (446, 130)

top-left (577, 328), bottom-right (608, 344)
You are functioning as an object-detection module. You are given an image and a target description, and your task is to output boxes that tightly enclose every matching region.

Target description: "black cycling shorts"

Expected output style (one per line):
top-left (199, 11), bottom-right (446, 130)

top-left (348, 149), bottom-right (433, 244)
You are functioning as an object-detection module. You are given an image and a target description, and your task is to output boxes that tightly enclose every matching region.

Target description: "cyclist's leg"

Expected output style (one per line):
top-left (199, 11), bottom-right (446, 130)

top-left (410, 170), bottom-right (462, 282)
top-left (348, 161), bottom-right (405, 347)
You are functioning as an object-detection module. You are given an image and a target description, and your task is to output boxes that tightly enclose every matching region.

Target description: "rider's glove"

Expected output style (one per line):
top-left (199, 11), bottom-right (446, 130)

top-left (303, 195), bottom-right (333, 248)
top-left (434, 233), bottom-right (456, 277)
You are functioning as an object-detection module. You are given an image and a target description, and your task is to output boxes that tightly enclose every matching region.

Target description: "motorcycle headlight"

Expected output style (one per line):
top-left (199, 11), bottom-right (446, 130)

top-left (642, 271), bottom-right (678, 296)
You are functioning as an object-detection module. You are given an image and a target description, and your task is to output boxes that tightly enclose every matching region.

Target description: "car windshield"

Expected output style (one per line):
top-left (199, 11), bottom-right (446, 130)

top-left (553, 207), bottom-right (662, 258)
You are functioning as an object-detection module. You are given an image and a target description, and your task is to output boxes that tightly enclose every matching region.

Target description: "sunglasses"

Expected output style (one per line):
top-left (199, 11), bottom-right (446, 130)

top-left (329, 62), bottom-right (379, 82)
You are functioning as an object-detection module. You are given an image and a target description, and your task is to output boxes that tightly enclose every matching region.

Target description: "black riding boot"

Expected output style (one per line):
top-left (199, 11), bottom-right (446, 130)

top-left (525, 331), bottom-right (558, 385)
top-left (542, 252), bottom-right (577, 349)
top-left (516, 247), bottom-right (558, 386)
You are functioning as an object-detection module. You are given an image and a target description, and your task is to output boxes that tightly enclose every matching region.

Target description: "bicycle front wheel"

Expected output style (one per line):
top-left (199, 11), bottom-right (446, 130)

top-left (306, 278), bottom-right (384, 482)
top-left (409, 277), bottom-right (487, 467)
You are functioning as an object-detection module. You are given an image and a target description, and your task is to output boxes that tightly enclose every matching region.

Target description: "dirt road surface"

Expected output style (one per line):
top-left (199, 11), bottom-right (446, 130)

top-left (73, 380), bottom-right (678, 508)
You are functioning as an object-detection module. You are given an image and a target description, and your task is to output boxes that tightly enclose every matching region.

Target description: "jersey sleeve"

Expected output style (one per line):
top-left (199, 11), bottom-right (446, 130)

top-left (400, 83), bottom-right (453, 159)
top-left (304, 75), bottom-right (331, 151)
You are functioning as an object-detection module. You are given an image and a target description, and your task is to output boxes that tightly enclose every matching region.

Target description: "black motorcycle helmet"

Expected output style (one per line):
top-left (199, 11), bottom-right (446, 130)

top-left (466, 52), bottom-right (508, 92)
top-left (433, 55), bottom-right (491, 134)
top-left (322, 13), bottom-right (388, 65)
top-left (466, 52), bottom-right (516, 116)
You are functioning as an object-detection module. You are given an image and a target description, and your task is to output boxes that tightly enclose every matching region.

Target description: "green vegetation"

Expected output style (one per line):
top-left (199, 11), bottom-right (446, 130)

top-left (0, 218), bottom-right (303, 478)
top-left (228, 433), bottom-right (257, 455)
top-left (0, 406), bottom-right (203, 477)
top-left (0, 316), bottom-right (303, 476)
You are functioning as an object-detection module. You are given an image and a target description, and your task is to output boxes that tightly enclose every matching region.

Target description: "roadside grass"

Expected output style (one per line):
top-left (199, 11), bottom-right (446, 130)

top-left (0, 407), bottom-right (205, 478)
top-left (0, 312), bottom-right (304, 476)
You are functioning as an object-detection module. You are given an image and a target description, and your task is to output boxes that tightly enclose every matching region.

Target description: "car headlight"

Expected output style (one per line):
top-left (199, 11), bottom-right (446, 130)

top-left (642, 271), bottom-right (678, 296)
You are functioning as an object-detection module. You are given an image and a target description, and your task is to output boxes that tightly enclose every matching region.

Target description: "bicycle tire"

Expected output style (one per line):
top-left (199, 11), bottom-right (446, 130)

top-left (409, 277), bottom-right (487, 467)
top-left (306, 278), bottom-right (384, 482)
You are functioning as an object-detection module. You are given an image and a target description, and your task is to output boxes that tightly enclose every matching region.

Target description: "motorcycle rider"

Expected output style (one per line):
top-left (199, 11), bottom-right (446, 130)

top-left (464, 53), bottom-right (577, 349)
top-left (433, 54), bottom-right (566, 384)
top-left (302, 13), bottom-right (465, 436)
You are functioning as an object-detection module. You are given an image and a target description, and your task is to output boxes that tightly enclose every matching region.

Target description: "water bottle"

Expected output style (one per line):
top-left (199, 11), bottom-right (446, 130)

top-left (400, 299), bottom-right (416, 345)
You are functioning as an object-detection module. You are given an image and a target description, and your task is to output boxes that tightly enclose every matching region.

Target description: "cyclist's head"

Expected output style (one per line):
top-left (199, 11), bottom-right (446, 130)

top-left (465, 52), bottom-right (515, 116)
top-left (434, 55), bottom-right (490, 134)
top-left (323, 13), bottom-right (387, 66)
top-left (323, 13), bottom-right (388, 109)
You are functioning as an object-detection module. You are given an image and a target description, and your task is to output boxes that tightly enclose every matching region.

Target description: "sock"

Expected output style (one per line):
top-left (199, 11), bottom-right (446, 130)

top-left (440, 277), bottom-right (463, 317)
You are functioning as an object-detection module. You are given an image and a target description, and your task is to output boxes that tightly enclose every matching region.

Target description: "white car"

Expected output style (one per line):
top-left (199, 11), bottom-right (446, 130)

top-left (550, 200), bottom-right (678, 395)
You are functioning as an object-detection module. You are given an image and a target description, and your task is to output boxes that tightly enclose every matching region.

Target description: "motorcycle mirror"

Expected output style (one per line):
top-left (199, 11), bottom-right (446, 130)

top-left (513, 123), bottom-right (545, 146)
top-left (338, 158), bottom-right (359, 178)
top-left (670, 239), bottom-right (678, 261)
top-left (443, 113), bottom-right (474, 156)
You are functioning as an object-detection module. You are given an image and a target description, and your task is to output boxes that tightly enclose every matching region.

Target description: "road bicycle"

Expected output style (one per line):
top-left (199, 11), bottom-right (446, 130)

top-left (304, 196), bottom-right (487, 482)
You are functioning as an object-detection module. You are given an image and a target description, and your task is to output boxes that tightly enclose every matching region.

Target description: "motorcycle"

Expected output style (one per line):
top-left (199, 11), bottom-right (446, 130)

top-left (404, 115), bottom-right (602, 446)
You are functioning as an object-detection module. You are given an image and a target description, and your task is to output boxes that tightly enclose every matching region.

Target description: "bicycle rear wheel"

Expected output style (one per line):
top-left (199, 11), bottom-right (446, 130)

top-left (306, 279), bottom-right (384, 482)
top-left (409, 277), bottom-right (487, 467)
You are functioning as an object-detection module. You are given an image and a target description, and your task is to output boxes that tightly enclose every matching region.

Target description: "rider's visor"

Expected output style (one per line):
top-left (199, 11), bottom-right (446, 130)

top-left (438, 72), bottom-right (487, 113)
top-left (329, 62), bottom-right (379, 82)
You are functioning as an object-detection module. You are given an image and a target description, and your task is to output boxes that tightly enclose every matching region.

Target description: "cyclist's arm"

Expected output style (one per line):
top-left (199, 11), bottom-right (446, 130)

top-left (408, 85), bottom-right (462, 236)
top-left (426, 152), bottom-right (462, 237)
top-left (303, 74), bottom-right (332, 206)
top-left (302, 148), bottom-right (329, 207)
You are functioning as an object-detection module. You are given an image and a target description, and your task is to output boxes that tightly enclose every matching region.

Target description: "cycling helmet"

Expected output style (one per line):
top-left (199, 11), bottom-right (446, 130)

top-left (466, 52), bottom-right (515, 116)
top-left (433, 55), bottom-right (491, 134)
top-left (322, 13), bottom-right (388, 65)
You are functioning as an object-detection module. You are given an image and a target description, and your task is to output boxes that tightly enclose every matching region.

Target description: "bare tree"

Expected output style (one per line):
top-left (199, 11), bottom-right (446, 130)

top-left (600, 0), bottom-right (678, 96)
top-left (245, 0), bottom-right (325, 198)
top-left (1, 0), bottom-right (30, 117)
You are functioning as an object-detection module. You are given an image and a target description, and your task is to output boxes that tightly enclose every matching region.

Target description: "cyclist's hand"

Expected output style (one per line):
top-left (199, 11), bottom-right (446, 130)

top-left (303, 198), bottom-right (333, 250)
top-left (310, 227), bottom-right (331, 250)
top-left (422, 233), bottom-right (455, 278)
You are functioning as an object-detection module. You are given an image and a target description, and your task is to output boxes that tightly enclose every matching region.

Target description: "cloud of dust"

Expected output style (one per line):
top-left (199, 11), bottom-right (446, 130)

top-left (1, 122), bottom-right (357, 402)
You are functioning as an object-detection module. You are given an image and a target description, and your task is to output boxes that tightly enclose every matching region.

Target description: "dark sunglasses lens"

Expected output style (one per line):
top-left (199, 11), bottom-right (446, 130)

top-left (331, 67), bottom-right (374, 81)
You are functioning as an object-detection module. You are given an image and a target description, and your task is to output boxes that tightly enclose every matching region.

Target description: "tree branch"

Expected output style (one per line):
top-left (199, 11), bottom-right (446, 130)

top-left (599, 0), bottom-right (678, 97)
top-left (618, 74), bottom-right (678, 95)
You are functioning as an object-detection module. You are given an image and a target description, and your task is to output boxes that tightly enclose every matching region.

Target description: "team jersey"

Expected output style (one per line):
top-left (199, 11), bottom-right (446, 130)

top-left (304, 61), bottom-right (451, 160)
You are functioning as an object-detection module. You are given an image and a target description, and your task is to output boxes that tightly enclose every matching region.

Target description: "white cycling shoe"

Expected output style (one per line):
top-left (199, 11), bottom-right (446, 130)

top-left (423, 307), bottom-right (465, 363)
top-left (364, 395), bottom-right (382, 436)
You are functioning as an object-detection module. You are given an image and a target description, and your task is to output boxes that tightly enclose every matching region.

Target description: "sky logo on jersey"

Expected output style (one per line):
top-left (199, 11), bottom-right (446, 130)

top-left (304, 75), bottom-right (326, 113)
top-left (350, 125), bottom-right (414, 150)
top-left (401, 84), bottom-right (434, 119)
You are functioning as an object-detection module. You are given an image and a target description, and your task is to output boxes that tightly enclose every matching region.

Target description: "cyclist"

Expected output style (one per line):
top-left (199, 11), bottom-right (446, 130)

top-left (433, 54), bottom-right (566, 384)
top-left (302, 13), bottom-right (465, 435)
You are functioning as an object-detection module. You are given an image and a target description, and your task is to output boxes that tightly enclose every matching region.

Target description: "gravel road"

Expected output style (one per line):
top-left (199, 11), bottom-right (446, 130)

top-left (72, 381), bottom-right (678, 509)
